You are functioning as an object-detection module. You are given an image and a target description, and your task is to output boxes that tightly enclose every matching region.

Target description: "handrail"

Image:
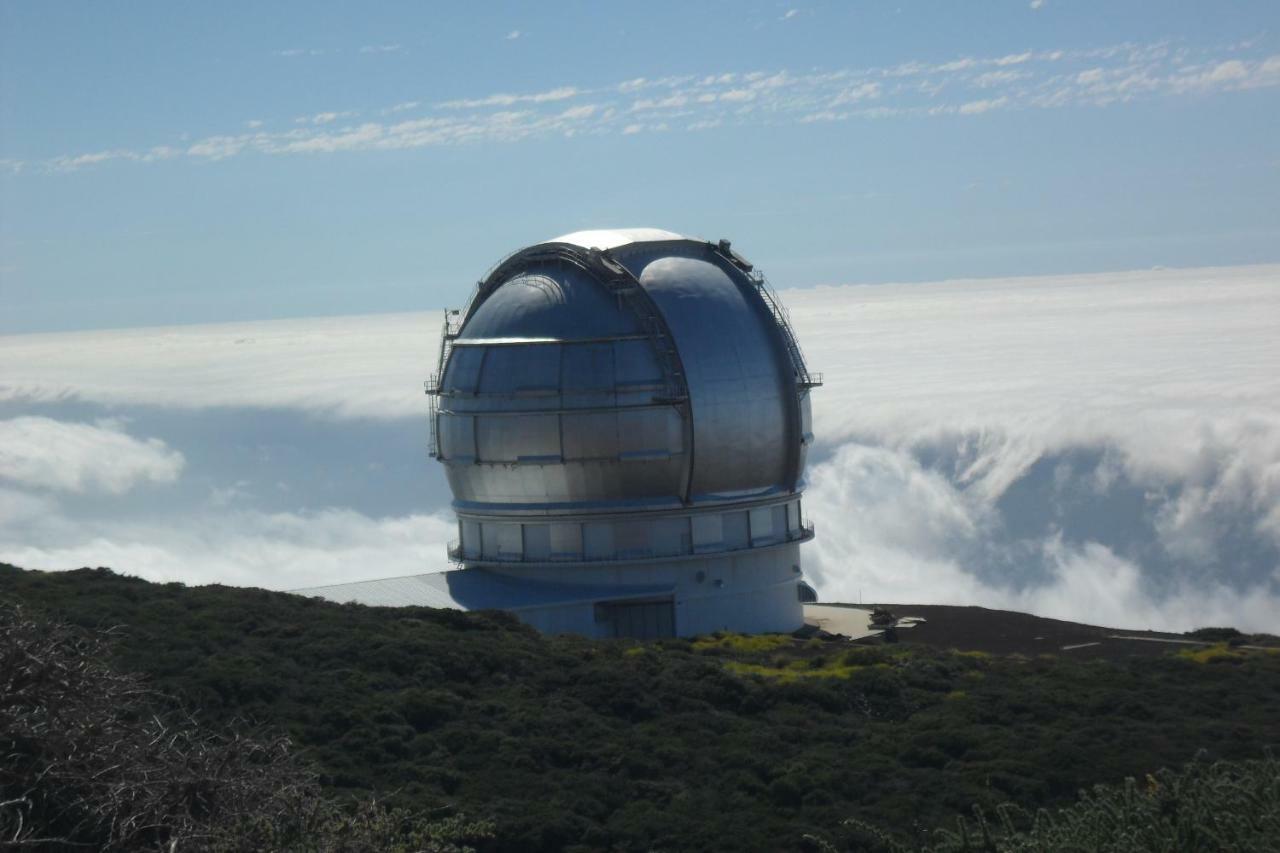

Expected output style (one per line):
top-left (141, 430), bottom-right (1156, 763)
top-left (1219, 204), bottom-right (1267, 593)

top-left (749, 269), bottom-right (821, 389)
top-left (448, 521), bottom-right (815, 567)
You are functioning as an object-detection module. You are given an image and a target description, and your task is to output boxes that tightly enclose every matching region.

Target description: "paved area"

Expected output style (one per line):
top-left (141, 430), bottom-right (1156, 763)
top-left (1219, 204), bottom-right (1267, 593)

top-left (803, 604), bottom-right (925, 640)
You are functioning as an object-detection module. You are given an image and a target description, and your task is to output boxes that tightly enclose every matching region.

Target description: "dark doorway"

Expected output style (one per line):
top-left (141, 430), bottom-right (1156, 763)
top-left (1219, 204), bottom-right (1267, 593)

top-left (597, 598), bottom-right (676, 639)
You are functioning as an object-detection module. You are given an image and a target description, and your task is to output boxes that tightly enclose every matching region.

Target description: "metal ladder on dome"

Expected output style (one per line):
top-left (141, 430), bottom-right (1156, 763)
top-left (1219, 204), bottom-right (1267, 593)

top-left (749, 269), bottom-right (822, 389)
top-left (593, 254), bottom-right (688, 404)
top-left (425, 308), bottom-right (465, 458)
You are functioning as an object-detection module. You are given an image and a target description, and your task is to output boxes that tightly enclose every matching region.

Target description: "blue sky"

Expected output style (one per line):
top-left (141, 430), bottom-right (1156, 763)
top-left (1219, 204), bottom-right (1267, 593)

top-left (2, 0), bottom-right (1278, 333)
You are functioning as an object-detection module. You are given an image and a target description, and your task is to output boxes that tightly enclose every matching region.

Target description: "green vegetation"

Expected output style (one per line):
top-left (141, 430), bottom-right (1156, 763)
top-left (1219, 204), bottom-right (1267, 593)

top-left (830, 753), bottom-right (1280, 852)
top-left (691, 631), bottom-right (797, 654)
top-left (0, 601), bottom-right (493, 852)
top-left (3, 564), bottom-right (1279, 852)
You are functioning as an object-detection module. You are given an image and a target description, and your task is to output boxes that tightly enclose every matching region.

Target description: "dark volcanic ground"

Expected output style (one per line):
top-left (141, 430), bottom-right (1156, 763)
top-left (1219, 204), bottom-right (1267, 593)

top-left (830, 603), bottom-right (1279, 660)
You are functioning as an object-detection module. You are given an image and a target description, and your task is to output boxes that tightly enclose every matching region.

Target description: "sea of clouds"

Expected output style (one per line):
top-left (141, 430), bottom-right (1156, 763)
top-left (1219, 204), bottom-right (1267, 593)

top-left (2, 263), bottom-right (1277, 632)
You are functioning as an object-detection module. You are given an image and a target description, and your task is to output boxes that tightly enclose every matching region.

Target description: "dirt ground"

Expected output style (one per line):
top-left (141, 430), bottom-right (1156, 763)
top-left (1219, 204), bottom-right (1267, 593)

top-left (814, 603), bottom-right (1273, 660)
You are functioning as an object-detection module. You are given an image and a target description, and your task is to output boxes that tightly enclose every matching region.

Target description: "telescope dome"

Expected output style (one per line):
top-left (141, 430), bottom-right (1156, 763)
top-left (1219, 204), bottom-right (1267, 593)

top-left (426, 228), bottom-right (819, 637)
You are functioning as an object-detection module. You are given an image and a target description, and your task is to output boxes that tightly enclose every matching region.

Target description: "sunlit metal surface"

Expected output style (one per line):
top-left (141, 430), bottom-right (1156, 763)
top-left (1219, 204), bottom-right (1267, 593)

top-left (422, 229), bottom-right (820, 637)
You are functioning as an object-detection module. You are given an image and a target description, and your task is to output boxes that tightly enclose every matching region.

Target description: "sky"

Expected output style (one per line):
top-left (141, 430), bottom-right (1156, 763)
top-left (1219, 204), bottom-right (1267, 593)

top-left (2, 2), bottom-right (1279, 632)
top-left (2, 1), bottom-right (1278, 333)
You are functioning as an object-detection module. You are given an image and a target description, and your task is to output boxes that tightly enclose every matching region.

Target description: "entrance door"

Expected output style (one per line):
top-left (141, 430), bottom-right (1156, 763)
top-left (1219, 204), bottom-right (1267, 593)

top-left (598, 599), bottom-right (675, 639)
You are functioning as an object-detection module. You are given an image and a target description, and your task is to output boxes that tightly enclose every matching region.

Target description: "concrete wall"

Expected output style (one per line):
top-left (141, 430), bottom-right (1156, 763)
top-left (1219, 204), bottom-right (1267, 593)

top-left (492, 542), bottom-right (805, 638)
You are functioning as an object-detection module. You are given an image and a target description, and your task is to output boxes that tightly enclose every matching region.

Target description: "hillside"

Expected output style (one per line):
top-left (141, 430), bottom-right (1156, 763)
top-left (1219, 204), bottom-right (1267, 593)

top-left (3, 563), bottom-right (1278, 852)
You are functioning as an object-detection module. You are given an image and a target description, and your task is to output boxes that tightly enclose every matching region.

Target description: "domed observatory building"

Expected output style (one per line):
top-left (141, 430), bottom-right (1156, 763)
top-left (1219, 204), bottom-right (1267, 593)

top-left (430, 228), bottom-right (818, 637)
top-left (297, 229), bottom-right (818, 638)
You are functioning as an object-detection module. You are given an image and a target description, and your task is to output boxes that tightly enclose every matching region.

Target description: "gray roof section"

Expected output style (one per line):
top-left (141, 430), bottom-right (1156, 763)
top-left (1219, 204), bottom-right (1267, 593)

top-left (292, 567), bottom-right (672, 612)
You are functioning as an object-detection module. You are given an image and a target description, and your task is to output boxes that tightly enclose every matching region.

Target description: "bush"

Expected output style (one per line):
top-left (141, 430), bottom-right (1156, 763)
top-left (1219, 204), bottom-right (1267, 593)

top-left (834, 753), bottom-right (1280, 852)
top-left (0, 602), bottom-right (493, 851)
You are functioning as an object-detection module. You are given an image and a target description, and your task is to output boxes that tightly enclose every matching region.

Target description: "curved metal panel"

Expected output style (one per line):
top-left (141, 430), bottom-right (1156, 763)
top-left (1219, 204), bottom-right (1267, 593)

top-left (628, 253), bottom-right (793, 499)
top-left (430, 231), bottom-right (816, 550)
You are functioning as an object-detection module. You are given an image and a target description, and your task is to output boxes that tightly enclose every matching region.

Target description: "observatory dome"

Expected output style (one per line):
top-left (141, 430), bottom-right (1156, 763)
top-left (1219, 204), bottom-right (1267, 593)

top-left (427, 229), bottom-right (819, 638)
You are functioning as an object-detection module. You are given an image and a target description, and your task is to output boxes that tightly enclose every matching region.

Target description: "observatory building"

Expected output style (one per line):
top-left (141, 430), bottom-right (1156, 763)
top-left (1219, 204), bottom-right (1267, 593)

top-left (298, 229), bottom-right (819, 638)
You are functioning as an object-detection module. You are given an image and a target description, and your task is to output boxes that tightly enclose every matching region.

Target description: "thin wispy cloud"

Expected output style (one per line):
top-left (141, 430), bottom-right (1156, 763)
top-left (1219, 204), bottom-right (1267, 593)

top-left (384, 101), bottom-right (420, 114)
top-left (359, 43), bottom-right (401, 54)
top-left (25, 39), bottom-right (1280, 173)
top-left (505, 30), bottom-right (521, 41)
top-left (438, 85), bottom-right (581, 109)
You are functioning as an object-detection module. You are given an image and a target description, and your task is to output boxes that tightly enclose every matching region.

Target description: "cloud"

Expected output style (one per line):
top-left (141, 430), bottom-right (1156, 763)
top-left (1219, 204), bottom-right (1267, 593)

top-left (1, 505), bottom-right (456, 590)
top-left (1030, 0), bottom-right (1045, 9)
top-left (505, 30), bottom-right (521, 41)
top-left (439, 86), bottom-right (580, 109)
top-left (39, 41), bottom-right (1280, 170)
top-left (781, 9), bottom-right (799, 21)
top-left (2, 264), bottom-right (1278, 631)
top-left (972, 69), bottom-right (1026, 88)
top-left (0, 311), bottom-right (439, 418)
top-left (787, 263), bottom-right (1280, 631)
top-left (359, 43), bottom-right (401, 54)
top-left (957, 95), bottom-right (1009, 114)
top-left (0, 417), bottom-right (184, 495)
top-left (186, 135), bottom-right (250, 160)
top-left (384, 101), bottom-right (420, 114)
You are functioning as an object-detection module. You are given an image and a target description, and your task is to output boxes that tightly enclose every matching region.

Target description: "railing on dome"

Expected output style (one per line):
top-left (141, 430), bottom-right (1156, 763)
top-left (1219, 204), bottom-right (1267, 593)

top-left (444, 521), bottom-right (815, 567)
top-left (596, 260), bottom-right (688, 405)
top-left (424, 309), bottom-right (465, 458)
top-left (750, 270), bottom-right (822, 389)
top-left (712, 239), bottom-right (822, 391)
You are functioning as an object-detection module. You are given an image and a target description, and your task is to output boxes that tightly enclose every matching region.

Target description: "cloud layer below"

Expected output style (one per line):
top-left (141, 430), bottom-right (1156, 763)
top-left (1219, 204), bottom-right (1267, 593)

top-left (0, 416), bottom-right (184, 494)
top-left (2, 263), bottom-right (1278, 631)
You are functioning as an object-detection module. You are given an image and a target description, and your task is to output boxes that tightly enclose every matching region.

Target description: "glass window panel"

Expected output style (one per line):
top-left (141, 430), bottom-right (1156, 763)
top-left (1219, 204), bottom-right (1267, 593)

top-left (615, 520), bottom-right (652, 559)
top-left (692, 514), bottom-right (723, 552)
top-left (583, 522), bottom-right (615, 560)
top-left (723, 511), bottom-right (749, 550)
top-left (651, 516), bottom-right (690, 557)
top-left (481, 523), bottom-right (503, 558)
top-left (549, 523), bottom-right (583, 560)
top-left (749, 507), bottom-right (774, 545)
top-left (462, 520), bottom-right (481, 559)
top-left (523, 524), bottom-right (551, 560)
top-left (496, 524), bottom-right (522, 560)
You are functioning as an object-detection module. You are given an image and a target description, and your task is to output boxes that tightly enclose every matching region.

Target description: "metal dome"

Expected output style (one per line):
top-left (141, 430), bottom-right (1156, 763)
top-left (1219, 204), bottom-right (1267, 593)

top-left (425, 229), bottom-right (819, 637)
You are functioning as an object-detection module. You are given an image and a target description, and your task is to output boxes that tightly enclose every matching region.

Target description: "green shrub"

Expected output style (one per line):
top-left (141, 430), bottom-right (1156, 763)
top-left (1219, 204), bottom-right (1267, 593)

top-left (836, 754), bottom-right (1280, 852)
top-left (0, 602), bottom-right (493, 852)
